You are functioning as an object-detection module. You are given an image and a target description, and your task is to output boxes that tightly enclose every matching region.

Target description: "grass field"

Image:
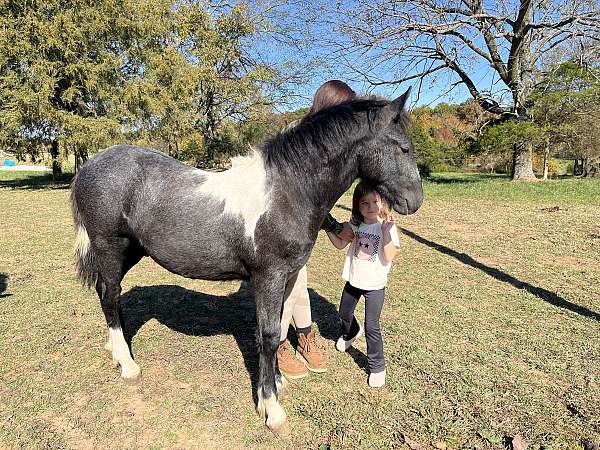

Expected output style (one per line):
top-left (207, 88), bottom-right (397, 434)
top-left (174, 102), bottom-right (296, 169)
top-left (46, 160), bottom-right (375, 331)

top-left (1, 170), bottom-right (599, 449)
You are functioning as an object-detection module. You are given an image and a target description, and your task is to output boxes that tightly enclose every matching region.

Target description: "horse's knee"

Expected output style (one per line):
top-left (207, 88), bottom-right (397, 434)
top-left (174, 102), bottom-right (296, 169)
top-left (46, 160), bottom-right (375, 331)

top-left (258, 329), bottom-right (280, 354)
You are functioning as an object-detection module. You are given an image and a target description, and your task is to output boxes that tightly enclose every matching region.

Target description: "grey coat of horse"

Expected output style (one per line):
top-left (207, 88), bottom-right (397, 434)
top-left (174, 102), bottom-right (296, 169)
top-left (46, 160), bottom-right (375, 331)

top-left (70, 90), bottom-right (423, 434)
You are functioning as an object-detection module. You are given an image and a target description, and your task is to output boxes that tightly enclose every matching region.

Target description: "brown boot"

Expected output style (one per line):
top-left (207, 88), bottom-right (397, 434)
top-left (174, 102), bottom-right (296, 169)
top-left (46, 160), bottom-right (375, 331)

top-left (277, 340), bottom-right (308, 379)
top-left (297, 330), bottom-right (327, 373)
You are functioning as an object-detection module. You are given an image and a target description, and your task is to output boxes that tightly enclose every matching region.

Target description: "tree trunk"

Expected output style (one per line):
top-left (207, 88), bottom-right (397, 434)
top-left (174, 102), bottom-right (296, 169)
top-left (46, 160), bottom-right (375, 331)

top-left (49, 140), bottom-right (62, 181)
top-left (542, 139), bottom-right (550, 180)
top-left (574, 158), bottom-right (588, 177)
top-left (75, 149), bottom-right (88, 173)
top-left (512, 142), bottom-right (536, 181)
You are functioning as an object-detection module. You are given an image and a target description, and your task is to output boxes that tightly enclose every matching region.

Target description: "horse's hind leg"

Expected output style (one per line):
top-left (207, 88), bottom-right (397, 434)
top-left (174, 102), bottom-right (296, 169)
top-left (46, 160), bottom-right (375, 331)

top-left (95, 237), bottom-right (142, 383)
top-left (253, 272), bottom-right (290, 435)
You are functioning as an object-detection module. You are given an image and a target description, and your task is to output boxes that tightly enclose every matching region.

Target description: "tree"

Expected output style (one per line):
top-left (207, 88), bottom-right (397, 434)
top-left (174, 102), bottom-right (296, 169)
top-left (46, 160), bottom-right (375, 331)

top-left (531, 62), bottom-right (600, 177)
top-left (321, 0), bottom-right (600, 180)
top-left (0, 0), bottom-right (131, 177)
top-left (410, 102), bottom-right (481, 174)
top-left (0, 1), bottom-right (288, 173)
top-left (475, 119), bottom-right (544, 171)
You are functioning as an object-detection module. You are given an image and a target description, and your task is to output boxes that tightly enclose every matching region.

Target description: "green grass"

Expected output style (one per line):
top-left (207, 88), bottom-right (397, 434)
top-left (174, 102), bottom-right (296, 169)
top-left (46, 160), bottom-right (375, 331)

top-left (1, 171), bottom-right (599, 449)
top-left (425, 172), bottom-right (600, 203)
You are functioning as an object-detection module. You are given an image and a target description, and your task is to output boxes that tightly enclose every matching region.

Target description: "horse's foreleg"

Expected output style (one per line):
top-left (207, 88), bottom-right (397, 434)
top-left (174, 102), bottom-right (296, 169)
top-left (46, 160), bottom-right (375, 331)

top-left (253, 273), bottom-right (290, 435)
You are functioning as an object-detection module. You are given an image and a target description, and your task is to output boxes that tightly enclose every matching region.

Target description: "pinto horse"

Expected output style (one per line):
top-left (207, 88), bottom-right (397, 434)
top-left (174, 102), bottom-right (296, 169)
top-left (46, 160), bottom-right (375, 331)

top-left (70, 90), bottom-right (423, 434)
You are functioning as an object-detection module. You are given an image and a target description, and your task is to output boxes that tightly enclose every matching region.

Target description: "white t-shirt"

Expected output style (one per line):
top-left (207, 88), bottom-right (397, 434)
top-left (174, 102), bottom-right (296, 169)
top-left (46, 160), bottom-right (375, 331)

top-left (342, 219), bottom-right (401, 290)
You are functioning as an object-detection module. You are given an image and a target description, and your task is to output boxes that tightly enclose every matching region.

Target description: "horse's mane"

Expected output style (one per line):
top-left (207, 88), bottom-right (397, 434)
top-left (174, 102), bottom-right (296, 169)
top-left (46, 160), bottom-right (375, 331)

top-left (260, 96), bottom-right (409, 175)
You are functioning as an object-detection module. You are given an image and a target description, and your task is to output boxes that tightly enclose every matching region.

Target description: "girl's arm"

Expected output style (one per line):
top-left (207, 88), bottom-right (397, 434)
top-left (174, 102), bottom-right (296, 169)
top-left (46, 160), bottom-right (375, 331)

top-left (326, 231), bottom-right (351, 250)
top-left (381, 218), bottom-right (399, 262)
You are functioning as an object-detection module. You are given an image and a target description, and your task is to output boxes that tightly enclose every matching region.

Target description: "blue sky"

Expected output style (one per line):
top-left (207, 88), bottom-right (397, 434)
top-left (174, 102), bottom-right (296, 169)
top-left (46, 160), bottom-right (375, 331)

top-left (250, 1), bottom-right (511, 113)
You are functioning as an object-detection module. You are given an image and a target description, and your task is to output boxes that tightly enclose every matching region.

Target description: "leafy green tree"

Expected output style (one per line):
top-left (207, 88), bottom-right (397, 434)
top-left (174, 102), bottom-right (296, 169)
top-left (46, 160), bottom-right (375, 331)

top-left (0, 1), bottom-right (281, 174)
top-left (124, 2), bottom-right (277, 166)
top-left (531, 62), bottom-right (600, 177)
top-left (0, 0), bottom-right (132, 177)
top-left (476, 120), bottom-right (544, 165)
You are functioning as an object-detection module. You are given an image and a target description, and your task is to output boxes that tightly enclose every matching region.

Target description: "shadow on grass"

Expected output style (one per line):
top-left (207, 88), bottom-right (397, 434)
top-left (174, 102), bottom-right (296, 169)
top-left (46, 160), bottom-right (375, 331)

top-left (334, 204), bottom-right (352, 213)
top-left (425, 173), bottom-right (509, 184)
top-left (0, 273), bottom-right (10, 298)
top-left (120, 283), bottom-right (340, 403)
top-left (0, 172), bottom-right (73, 190)
top-left (401, 227), bottom-right (600, 322)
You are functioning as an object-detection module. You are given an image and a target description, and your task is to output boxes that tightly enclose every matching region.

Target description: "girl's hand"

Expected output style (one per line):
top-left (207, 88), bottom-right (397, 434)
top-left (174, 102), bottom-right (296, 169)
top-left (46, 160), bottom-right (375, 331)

top-left (381, 217), bottom-right (396, 233)
top-left (337, 222), bottom-right (355, 241)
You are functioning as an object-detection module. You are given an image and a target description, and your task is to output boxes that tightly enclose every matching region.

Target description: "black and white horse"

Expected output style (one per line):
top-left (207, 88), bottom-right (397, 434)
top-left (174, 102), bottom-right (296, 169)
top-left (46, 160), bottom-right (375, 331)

top-left (70, 91), bottom-right (423, 434)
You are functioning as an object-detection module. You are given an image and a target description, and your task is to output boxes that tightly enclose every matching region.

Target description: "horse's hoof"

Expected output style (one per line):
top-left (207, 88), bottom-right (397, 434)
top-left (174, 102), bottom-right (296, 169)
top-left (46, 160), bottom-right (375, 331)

top-left (122, 372), bottom-right (142, 385)
top-left (267, 419), bottom-right (291, 437)
top-left (121, 364), bottom-right (142, 384)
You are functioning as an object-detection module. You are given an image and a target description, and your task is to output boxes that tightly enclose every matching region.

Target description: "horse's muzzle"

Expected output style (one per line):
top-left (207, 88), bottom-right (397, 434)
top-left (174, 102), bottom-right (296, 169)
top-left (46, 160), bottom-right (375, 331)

top-left (393, 182), bottom-right (423, 215)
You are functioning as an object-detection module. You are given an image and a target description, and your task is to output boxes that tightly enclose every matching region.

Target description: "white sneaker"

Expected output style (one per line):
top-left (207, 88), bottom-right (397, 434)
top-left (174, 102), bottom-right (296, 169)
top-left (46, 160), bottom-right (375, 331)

top-left (335, 322), bottom-right (363, 352)
top-left (368, 370), bottom-right (386, 388)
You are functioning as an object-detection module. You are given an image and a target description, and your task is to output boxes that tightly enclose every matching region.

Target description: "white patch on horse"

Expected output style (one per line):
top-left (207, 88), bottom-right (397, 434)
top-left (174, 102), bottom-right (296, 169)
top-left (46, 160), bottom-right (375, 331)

top-left (109, 327), bottom-right (141, 381)
top-left (74, 224), bottom-right (90, 260)
top-left (196, 150), bottom-right (269, 238)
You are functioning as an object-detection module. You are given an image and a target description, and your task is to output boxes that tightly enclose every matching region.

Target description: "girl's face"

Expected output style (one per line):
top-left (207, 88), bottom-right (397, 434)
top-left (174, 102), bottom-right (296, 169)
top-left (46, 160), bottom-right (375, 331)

top-left (358, 192), bottom-right (382, 224)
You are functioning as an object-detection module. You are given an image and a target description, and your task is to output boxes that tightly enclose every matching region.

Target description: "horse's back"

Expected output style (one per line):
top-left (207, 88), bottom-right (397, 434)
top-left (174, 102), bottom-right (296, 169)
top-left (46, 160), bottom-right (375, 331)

top-left (71, 145), bottom-right (251, 280)
top-left (72, 145), bottom-right (190, 236)
top-left (75, 145), bottom-right (187, 185)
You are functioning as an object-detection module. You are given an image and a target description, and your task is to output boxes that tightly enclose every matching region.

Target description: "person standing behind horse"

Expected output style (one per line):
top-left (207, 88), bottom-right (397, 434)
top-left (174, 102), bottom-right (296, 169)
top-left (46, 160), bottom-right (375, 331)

top-left (277, 80), bottom-right (357, 379)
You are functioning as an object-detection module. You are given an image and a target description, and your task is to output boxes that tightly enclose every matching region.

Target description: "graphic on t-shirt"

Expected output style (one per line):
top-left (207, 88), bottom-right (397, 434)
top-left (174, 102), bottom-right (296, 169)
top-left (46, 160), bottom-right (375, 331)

top-left (354, 232), bottom-right (379, 261)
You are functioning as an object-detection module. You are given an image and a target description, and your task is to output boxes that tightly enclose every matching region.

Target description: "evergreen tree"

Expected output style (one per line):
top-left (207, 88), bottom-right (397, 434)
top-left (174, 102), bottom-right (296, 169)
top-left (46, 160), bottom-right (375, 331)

top-left (0, 1), bottom-right (277, 173)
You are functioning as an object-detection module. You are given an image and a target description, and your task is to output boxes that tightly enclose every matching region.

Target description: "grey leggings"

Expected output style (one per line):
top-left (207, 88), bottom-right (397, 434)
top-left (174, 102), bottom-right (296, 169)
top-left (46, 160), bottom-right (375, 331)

top-left (339, 282), bottom-right (386, 373)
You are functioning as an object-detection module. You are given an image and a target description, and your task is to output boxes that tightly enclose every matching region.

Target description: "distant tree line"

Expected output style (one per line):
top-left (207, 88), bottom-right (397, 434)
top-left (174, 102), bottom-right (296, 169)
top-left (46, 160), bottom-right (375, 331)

top-left (390, 61), bottom-right (600, 179)
top-left (1, 1), bottom-right (598, 180)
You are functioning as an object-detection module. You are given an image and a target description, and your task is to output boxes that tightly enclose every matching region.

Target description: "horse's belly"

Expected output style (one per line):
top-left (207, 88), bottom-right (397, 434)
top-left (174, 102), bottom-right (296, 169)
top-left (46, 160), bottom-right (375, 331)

top-left (149, 251), bottom-right (249, 280)
top-left (140, 233), bottom-right (250, 281)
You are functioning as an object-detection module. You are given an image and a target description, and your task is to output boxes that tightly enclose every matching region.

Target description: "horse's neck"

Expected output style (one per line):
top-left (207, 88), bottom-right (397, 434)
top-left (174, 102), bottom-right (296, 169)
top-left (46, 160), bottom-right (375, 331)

top-left (277, 151), bottom-right (359, 228)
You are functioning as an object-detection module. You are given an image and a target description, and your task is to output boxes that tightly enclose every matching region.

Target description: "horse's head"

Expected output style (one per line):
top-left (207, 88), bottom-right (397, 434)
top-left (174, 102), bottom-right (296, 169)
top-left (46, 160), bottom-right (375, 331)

top-left (359, 89), bottom-right (423, 215)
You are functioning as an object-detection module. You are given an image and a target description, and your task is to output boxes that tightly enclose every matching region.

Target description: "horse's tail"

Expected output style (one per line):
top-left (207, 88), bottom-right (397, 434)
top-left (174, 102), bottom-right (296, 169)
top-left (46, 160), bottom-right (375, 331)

top-left (70, 177), bottom-right (98, 288)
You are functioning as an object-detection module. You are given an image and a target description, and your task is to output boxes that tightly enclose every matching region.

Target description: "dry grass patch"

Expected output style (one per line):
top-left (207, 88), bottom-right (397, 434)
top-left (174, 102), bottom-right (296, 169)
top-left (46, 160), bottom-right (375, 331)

top-left (1, 171), bottom-right (599, 449)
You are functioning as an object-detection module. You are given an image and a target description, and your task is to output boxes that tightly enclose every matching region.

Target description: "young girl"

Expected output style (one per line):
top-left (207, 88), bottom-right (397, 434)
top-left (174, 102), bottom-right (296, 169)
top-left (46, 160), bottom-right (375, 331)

top-left (326, 181), bottom-right (400, 388)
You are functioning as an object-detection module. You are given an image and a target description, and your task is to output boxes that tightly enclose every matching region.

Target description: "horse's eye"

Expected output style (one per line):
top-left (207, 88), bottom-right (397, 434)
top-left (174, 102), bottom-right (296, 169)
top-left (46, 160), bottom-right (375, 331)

top-left (388, 136), bottom-right (409, 154)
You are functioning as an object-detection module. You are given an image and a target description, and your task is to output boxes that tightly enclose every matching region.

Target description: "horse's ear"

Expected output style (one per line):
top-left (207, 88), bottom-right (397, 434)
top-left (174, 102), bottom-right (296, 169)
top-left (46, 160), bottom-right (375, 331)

top-left (391, 87), bottom-right (411, 111)
top-left (384, 87), bottom-right (411, 124)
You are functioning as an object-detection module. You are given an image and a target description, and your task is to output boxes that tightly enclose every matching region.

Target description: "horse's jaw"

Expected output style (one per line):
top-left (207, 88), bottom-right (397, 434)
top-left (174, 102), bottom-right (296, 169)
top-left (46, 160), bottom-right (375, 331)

top-left (377, 180), bottom-right (423, 215)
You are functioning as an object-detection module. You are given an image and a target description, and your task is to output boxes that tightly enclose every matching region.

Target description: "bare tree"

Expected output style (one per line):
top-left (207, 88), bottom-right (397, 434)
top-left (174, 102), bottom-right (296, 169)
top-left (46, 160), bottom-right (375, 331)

top-left (323, 0), bottom-right (600, 180)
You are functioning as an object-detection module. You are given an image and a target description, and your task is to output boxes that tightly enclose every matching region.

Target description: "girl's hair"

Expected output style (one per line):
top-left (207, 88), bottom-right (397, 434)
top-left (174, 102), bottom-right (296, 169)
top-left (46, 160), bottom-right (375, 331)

top-left (350, 181), bottom-right (392, 225)
top-left (308, 80), bottom-right (356, 115)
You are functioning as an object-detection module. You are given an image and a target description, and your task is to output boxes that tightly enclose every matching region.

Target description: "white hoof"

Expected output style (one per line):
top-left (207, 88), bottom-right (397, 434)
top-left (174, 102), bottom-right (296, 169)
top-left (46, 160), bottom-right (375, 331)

top-left (268, 417), bottom-right (291, 436)
top-left (257, 392), bottom-right (289, 435)
top-left (120, 362), bottom-right (141, 384)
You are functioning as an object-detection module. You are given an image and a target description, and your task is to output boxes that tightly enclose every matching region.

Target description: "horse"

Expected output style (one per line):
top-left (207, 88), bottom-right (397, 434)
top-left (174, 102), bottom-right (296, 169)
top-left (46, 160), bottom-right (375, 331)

top-left (70, 90), bottom-right (423, 434)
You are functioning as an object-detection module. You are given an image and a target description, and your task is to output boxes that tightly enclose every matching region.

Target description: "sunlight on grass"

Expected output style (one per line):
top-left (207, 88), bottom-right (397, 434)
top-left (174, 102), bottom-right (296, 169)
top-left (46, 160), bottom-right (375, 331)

top-left (1, 170), bottom-right (599, 449)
